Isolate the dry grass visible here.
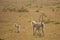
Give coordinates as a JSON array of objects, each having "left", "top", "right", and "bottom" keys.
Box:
[
  {"left": 0, "top": 0, "right": 60, "bottom": 40},
  {"left": 0, "top": 38, "right": 4, "bottom": 40}
]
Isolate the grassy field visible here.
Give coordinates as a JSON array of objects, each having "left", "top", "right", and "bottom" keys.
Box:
[{"left": 0, "top": 0, "right": 60, "bottom": 40}]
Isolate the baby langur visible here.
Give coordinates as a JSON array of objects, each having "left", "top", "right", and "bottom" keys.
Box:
[{"left": 14, "top": 23, "right": 21, "bottom": 33}]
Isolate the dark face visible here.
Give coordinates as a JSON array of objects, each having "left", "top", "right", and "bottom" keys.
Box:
[{"left": 32, "top": 21, "right": 36, "bottom": 25}]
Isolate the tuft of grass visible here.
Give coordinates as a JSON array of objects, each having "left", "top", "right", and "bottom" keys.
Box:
[
  {"left": 27, "top": 3, "right": 31, "bottom": 6},
  {"left": 3, "top": 7, "right": 16, "bottom": 12},
  {"left": 27, "top": 19, "right": 32, "bottom": 23},
  {"left": 52, "top": 8, "right": 55, "bottom": 12},
  {"left": 54, "top": 22, "right": 60, "bottom": 24},
  {"left": 56, "top": 6, "right": 60, "bottom": 8},
  {"left": 9, "top": 29, "right": 13, "bottom": 33},
  {"left": 18, "top": 7, "right": 29, "bottom": 12},
  {"left": 28, "top": 20, "right": 31, "bottom": 22},
  {"left": 7, "top": 7, "right": 17, "bottom": 12},
  {"left": 44, "top": 21, "right": 51, "bottom": 24},
  {"left": 40, "top": 6, "right": 43, "bottom": 8},
  {"left": 18, "top": 9, "right": 29, "bottom": 12},
  {"left": 44, "top": 20, "right": 56, "bottom": 24},
  {"left": 48, "top": 21, "right": 60, "bottom": 24},
  {"left": 35, "top": 10, "right": 39, "bottom": 12},
  {"left": 2, "top": 8, "right": 7, "bottom": 12}
]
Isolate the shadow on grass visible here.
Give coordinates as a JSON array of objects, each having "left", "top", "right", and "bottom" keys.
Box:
[
  {"left": 53, "top": 22, "right": 60, "bottom": 24},
  {"left": 0, "top": 38, "right": 4, "bottom": 40},
  {"left": 45, "top": 21, "right": 60, "bottom": 24}
]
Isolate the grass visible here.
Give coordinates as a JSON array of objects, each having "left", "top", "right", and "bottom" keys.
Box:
[
  {"left": 53, "top": 22, "right": 60, "bottom": 24},
  {"left": 2, "top": 8, "right": 7, "bottom": 12},
  {"left": 2, "top": 7, "right": 29, "bottom": 12},
  {"left": 40, "top": 6, "right": 43, "bottom": 8},
  {"left": 44, "top": 21, "right": 52, "bottom": 24},
  {"left": 28, "top": 19, "right": 31, "bottom": 22},
  {"left": 9, "top": 29, "right": 13, "bottom": 33},
  {"left": 44, "top": 20, "right": 60, "bottom": 24},
  {"left": 18, "top": 7, "right": 29, "bottom": 12},
  {"left": 0, "top": 38, "right": 4, "bottom": 40},
  {"left": 35, "top": 10, "right": 39, "bottom": 12},
  {"left": 56, "top": 6, "right": 60, "bottom": 8},
  {"left": 52, "top": 8, "right": 55, "bottom": 12},
  {"left": 18, "top": 9, "right": 29, "bottom": 12},
  {"left": 2, "top": 7, "right": 16, "bottom": 12},
  {"left": 8, "top": 8, "right": 16, "bottom": 12},
  {"left": 47, "top": 20, "right": 60, "bottom": 24}
]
